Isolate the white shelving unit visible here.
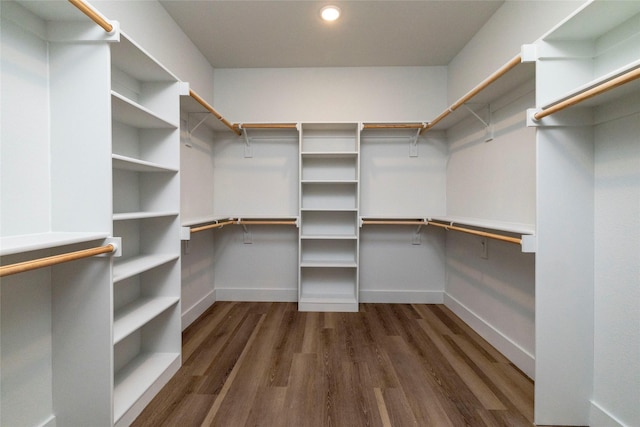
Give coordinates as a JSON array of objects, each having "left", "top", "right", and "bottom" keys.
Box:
[
  {"left": 299, "top": 124, "right": 360, "bottom": 312},
  {"left": 531, "top": 2, "right": 640, "bottom": 425},
  {"left": 1, "top": 2, "right": 116, "bottom": 426},
  {"left": 110, "top": 32, "right": 182, "bottom": 427}
]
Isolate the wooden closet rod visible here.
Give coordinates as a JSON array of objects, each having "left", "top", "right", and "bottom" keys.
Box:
[
  {"left": 190, "top": 220, "right": 236, "bottom": 233},
  {"left": 427, "top": 221, "right": 522, "bottom": 245},
  {"left": 0, "top": 244, "right": 116, "bottom": 278},
  {"left": 189, "top": 90, "right": 241, "bottom": 136},
  {"left": 533, "top": 67, "right": 640, "bottom": 120},
  {"left": 190, "top": 219, "right": 297, "bottom": 233},
  {"left": 362, "top": 123, "right": 426, "bottom": 130},
  {"left": 237, "top": 123, "right": 298, "bottom": 130},
  {"left": 236, "top": 220, "right": 297, "bottom": 225},
  {"left": 68, "top": 0, "right": 114, "bottom": 33},
  {"left": 362, "top": 219, "right": 426, "bottom": 225},
  {"left": 420, "top": 54, "right": 522, "bottom": 134}
]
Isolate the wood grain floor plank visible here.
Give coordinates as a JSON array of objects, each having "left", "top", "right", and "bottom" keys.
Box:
[
  {"left": 133, "top": 303, "right": 536, "bottom": 427},
  {"left": 417, "top": 317, "right": 506, "bottom": 411}
]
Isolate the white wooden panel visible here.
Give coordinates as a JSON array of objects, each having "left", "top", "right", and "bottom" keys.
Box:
[
  {"left": 592, "top": 108, "right": 640, "bottom": 427},
  {"left": 535, "top": 126, "right": 594, "bottom": 425}
]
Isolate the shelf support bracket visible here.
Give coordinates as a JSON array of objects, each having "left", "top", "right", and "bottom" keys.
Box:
[
  {"left": 412, "top": 224, "right": 423, "bottom": 245},
  {"left": 240, "top": 125, "right": 253, "bottom": 158},
  {"left": 463, "top": 104, "right": 494, "bottom": 142},
  {"left": 409, "top": 127, "right": 422, "bottom": 157},
  {"left": 187, "top": 112, "right": 211, "bottom": 138}
]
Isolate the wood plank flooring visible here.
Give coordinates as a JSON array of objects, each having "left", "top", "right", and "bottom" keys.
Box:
[{"left": 132, "top": 302, "right": 534, "bottom": 427}]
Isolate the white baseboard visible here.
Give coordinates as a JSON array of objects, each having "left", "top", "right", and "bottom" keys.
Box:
[
  {"left": 359, "top": 290, "right": 444, "bottom": 304},
  {"left": 182, "top": 289, "right": 217, "bottom": 330},
  {"left": 590, "top": 400, "right": 627, "bottom": 427},
  {"left": 215, "top": 287, "right": 297, "bottom": 302},
  {"left": 444, "top": 293, "right": 535, "bottom": 379}
]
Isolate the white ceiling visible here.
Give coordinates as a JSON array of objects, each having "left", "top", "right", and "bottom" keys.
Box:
[{"left": 159, "top": 0, "right": 505, "bottom": 69}]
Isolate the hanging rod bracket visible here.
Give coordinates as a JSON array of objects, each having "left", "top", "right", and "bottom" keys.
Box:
[
  {"left": 180, "top": 226, "right": 191, "bottom": 241},
  {"left": 101, "top": 237, "right": 121, "bottom": 257}
]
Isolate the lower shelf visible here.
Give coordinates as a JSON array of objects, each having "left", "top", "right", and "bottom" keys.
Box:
[
  {"left": 114, "top": 352, "right": 180, "bottom": 424},
  {"left": 113, "top": 297, "right": 180, "bottom": 344}
]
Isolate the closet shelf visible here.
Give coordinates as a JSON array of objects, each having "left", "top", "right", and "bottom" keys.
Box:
[
  {"left": 0, "top": 232, "right": 110, "bottom": 256},
  {"left": 111, "top": 32, "right": 178, "bottom": 82},
  {"left": 301, "top": 208, "right": 357, "bottom": 212},
  {"left": 301, "top": 180, "right": 358, "bottom": 184},
  {"left": 112, "top": 91, "right": 178, "bottom": 129},
  {"left": 299, "top": 294, "right": 357, "bottom": 305},
  {"left": 113, "top": 211, "right": 179, "bottom": 221},
  {"left": 113, "top": 352, "right": 180, "bottom": 423},
  {"left": 300, "top": 261, "right": 357, "bottom": 268},
  {"left": 300, "top": 234, "right": 358, "bottom": 240},
  {"left": 113, "top": 254, "right": 179, "bottom": 283},
  {"left": 537, "top": 63, "right": 640, "bottom": 114},
  {"left": 113, "top": 297, "right": 180, "bottom": 344},
  {"left": 301, "top": 151, "right": 358, "bottom": 158},
  {"left": 181, "top": 215, "right": 231, "bottom": 228},
  {"left": 428, "top": 216, "right": 535, "bottom": 235},
  {"left": 112, "top": 154, "right": 178, "bottom": 173}
]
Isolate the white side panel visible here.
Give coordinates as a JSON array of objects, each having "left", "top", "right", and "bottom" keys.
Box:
[
  {"left": 592, "top": 105, "right": 640, "bottom": 427},
  {"left": 535, "top": 125, "right": 594, "bottom": 425},
  {"left": 49, "top": 42, "right": 113, "bottom": 233},
  {"left": 181, "top": 231, "right": 216, "bottom": 329}
]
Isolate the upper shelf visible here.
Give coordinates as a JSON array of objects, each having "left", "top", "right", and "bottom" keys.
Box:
[
  {"left": 0, "top": 232, "right": 110, "bottom": 257},
  {"left": 111, "top": 32, "right": 177, "bottom": 83},
  {"left": 541, "top": 1, "right": 640, "bottom": 41}
]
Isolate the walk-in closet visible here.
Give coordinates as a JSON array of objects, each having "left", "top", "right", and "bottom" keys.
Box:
[{"left": 1, "top": 0, "right": 638, "bottom": 426}]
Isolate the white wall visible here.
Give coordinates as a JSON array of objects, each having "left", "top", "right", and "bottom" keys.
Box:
[
  {"left": 447, "top": 0, "right": 586, "bottom": 104},
  {"left": 213, "top": 66, "right": 447, "bottom": 123},
  {"left": 92, "top": 0, "right": 215, "bottom": 98},
  {"left": 443, "top": 84, "right": 537, "bottom": 378},
  {"left": 591, "top": 94, "right": 640, "bottom": 427}
]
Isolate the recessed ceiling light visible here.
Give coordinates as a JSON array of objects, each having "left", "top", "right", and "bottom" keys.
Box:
[{"left": 320, "top": 5, "right": 341, "bottom": 22}]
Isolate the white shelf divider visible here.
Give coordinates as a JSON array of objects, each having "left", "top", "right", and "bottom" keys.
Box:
[{"left": 113, "top": 253, "right": 179, "bottom": 283}]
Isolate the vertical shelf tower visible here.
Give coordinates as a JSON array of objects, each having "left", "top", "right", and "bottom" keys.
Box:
[
  {"left": 299, "top": 123, "right": 360, "bottom": 312},
  {"left": 110, "top": 33, "right": 182, "bottom": 426}
]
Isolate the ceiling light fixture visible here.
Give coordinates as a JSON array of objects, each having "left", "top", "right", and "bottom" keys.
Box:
[{"left": 320, "top": 5, "right": 341, "bottom": 22}]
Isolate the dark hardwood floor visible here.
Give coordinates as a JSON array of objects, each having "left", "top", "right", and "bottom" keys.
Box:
[{"left": 132, "top": 302, "right": 534, "bottom": 427}]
